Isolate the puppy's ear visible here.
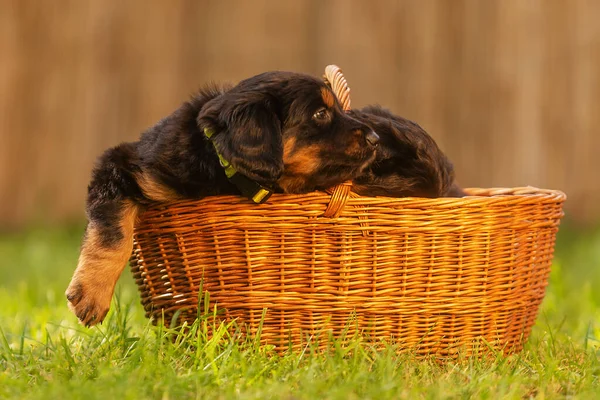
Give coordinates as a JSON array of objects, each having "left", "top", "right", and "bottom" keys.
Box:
[{"left": 198, "top": 92, "right": 283, "bottom": 186}]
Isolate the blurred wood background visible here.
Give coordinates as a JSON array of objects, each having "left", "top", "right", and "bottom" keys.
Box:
[{"left": 1, "top": 0, "right": 599, "bottom": 229}]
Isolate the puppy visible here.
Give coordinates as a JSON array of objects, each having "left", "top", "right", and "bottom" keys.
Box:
[
  {"left": 66, "top": 71, "right": 379, "bottom": 326},
  {"left": 350, "top": 105, "right": 465, "bottom": 198}
]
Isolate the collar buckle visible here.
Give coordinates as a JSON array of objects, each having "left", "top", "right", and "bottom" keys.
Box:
[{"left": 204, "top": 127, "right": 274, "bottom": 204}]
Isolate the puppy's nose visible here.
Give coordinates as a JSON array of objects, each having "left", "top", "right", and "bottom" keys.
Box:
[{"left": 366, "top": 131, "right": 380, "bottom": 146}]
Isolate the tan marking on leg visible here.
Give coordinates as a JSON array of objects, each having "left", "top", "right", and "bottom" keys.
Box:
[
  {"left": 320, "top": 87, "right": 336, "bottom": 108},
  {"left": 136, "top": 172, "right": 180, "bottom": 202},
  {"left": 66, "top": 201, "right": 139, "bottom": 326}
]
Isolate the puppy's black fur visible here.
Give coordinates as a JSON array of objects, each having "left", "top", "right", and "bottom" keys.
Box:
[
  {"left": 66, "top": 71, "right": 378, "bottom": 326},
  {"left": 350, "top": 105, "right": 465, "bottom": 198}
]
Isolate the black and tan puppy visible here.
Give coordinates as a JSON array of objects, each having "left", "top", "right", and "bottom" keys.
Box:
[
  {"left": 66, "top": 71, "right": 379, "bottom": 326},
  {"left": 350, "top": 105, "right": 465, "bottom": 198}
]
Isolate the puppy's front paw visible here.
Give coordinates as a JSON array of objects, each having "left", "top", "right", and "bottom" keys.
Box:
[{"left": 65, "top": 278, "right": 112, "bottom": 326}]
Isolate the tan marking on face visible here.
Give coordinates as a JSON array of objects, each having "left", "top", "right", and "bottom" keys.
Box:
[
  {"left": 343, "top": 129, "right": 371, "bottom": 158},
  {"left": 277, "top": 176, "right": 308, "bottom": 193},
  {"left": 283, "top": 136, "right": 297, "bottom": 159},
  {"left": 345, "top": 136, "right": 363, "bottom": 156},
  {"left": 66, "top": 201, "right": 139, "bottom": 325},
  {"left": 320, "top": 87, "right": 336, "bottom": 108},
  {"left": 278, "top": 144, "right": 323, "bottom": 193},
  {"left": 136, "top": 172, "right": 180, "bottom": 202},
  {"left": 283, "top": 144, "right": 322, "bottom": 175}
]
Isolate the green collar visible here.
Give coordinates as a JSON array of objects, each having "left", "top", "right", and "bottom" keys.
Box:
[{"left": 204, "top": 127, "right": 273, "bottom": 204}]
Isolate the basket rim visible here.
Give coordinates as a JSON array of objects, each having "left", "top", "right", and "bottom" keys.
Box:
[{"left": 141, "top": 186, "right": 566, "bottom": 212}]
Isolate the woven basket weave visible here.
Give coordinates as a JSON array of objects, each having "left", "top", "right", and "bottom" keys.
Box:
[{"left": 129, "top": 66, "right": 566, "bottom": 357}]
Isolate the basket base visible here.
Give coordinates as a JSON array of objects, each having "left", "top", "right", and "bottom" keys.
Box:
[{"left": 141, "top": 302, "right": 537, "bottom": 358}]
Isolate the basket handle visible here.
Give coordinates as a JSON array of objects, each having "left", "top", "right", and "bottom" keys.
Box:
[
  {"left": 322, "top": 65, "right": 354, "bottom": 218},
  {"left": 324, "top": 65, "right": 352, "bottom": 111}
]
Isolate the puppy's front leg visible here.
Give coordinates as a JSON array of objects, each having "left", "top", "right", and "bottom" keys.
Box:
[{"left": 66, "top": 144, "right": 141, "bottom": 326}]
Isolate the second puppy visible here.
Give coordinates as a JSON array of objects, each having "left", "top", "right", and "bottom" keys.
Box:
[{"left": 350, "top": 105, "right": 465, "bottom": 198}]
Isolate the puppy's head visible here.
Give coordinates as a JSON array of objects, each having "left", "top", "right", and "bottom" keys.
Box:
[
  {"left": 350, "top": 105, "right": 464, "bottom": 198},
  {"left": 198, "top": 72, "right": 378, "bottom": 193}
]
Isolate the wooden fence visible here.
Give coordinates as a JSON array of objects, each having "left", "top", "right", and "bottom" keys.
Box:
[{"left": 1, "top": 0, "right": 598, "bottom": 228}]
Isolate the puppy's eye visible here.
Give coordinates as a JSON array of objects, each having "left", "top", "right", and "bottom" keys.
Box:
[{"left": 313, "top": 108, "right": 329, "bottom": 121}]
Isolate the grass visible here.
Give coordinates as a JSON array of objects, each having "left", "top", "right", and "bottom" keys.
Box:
[{"left": 1, "top": 223, "right": 599, "bottom": 399}]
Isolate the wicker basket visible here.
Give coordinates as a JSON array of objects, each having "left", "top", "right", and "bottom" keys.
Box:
[{"left": 129, "top": 66, "right": 566, "bottom": 357}]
